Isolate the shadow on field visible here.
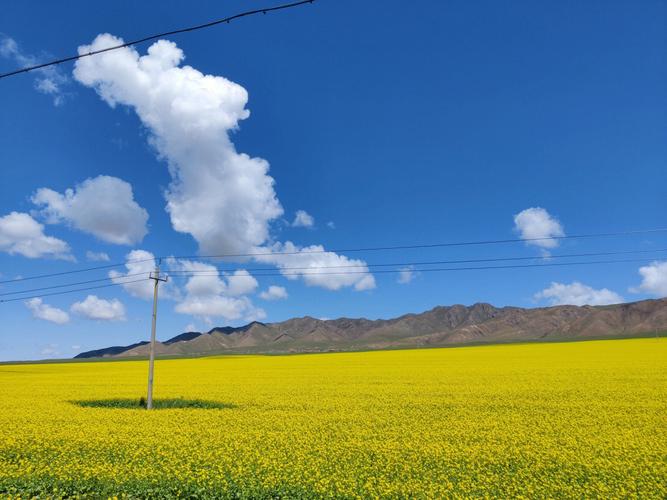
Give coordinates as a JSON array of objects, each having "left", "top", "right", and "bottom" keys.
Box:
[{"left": 70, "top": 397, "right": 236, "bottom": 410}]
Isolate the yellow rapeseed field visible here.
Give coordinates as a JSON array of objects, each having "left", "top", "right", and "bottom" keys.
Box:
[{"left": 1, "top": 338, "right": 665, "bottom": 498}]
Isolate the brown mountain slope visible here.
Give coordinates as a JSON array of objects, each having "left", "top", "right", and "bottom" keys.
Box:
[{"left": 75, "top": 298, "right": 667, "bottom": 359}]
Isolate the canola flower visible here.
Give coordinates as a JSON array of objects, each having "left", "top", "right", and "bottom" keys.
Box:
[{"left": 0, "top": 338, "right": 665, "bottom": 498}]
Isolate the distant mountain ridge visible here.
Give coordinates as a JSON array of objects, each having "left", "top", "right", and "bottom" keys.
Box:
[{"left": 75, "top": 298, "right": 667, "bottom": 359}]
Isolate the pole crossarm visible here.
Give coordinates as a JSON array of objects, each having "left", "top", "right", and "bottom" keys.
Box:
[{"left": 149, "top": 271, "right": 168, "bottom": 283}]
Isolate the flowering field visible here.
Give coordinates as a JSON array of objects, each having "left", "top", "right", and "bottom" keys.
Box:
[{"left": 1, "top": 338, "right": 665, "bottom": 498}]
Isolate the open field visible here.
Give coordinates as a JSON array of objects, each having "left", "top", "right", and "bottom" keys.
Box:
[{"left": 1, "top": 338, "right": 665, "bottom": 498}]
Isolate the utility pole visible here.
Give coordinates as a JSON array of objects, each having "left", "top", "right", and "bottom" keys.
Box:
[{"left": 147, "top": 260, "right": 167, "bottom": 410}]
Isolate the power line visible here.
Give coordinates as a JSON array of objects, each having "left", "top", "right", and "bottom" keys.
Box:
[
  {"left": 1, "top": 257, "right": 658, "bottom": 303},
  {"left": 174, "top": 228, "right": 667, "bottom": 260},
  {"left": 0, "top": 0, "right": 316, "bottom": 80},
  {"left": 0, "top": 278, "right": 148, "bottom": 303},
  {"left": 170, "top": 257, "right": 658, "bottom": 278},
  {"left": 166, "top": 248, "right": 667, "bottom": 274},
  {"left": 0, "top": 273, "right": 150, "bottom": 297},
  {"left": 2, "top": 227, "right": 667, "bottom": 285},
  {"left": 4, "top": 248, "right": 667, "bottom": 297},
  {"left": 0, "top": 258, "right": 155, "bottom": 285}
]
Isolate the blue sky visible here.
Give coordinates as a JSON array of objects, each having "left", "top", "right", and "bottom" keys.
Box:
[{"left": 1, "top": 0, "right": 665, "bottom": 361}]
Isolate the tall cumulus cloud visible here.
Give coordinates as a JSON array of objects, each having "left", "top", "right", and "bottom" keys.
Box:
[{"left": 73, "top": 34, "right": 374, "bottom": 292}]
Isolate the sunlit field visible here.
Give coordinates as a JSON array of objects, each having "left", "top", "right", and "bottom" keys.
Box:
[{"left": 1, "top": 338, "right": 665, "bottom": 498}]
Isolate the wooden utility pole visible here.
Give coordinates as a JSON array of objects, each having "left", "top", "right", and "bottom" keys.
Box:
[{"left": 147, "top": 261, "right": 167, "bottom": 410}]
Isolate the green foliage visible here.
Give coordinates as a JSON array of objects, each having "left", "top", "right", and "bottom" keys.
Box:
[{"left": 71, "top": 397, "right": 234, "bottom": 410}]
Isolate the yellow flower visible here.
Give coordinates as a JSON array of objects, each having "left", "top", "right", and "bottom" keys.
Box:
[{"left": 0, "top": 338, "right": 665, "bottom": 498}]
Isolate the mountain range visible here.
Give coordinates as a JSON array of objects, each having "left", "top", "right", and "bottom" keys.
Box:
[{"left": 75, "top": 298, "right": 667, "bottom": 359}]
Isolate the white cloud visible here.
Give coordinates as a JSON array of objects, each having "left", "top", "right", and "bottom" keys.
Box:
[
  {"left": 168, "top": 260, "right": 258, "bottom": 297},
  {"left": 86, "top": 251, "right": 110, "bottom": 262},
  {"left": 244, "top": 307, "right": 267, "bottom": 323},
  {"left": 40, "top": 344, "right": 60, "bottom": 357},
  {"left": 71, "top": 345, "right": 81, "bottom": 350},
  {"left": 631, "top": 261, "right": 667, "bottom": 297},
  {"left": 169, "top": 259, "right": 263, "bottom": 322},
  {"left": 32, "top": 175, "right": 148, "bottom": 245},
  {"left": 535, "top": 281, "right": 623, "bottom": 306},
  {"left": 175, "top": 260, "right": 225, "bottom": 297},
  {"left": 73, "top": 35, "right": 282, "bottom": 256},
  {"left": 176, "top": 295, "right": 263, "bottom": 323},
  {"left": 327, "top": 221, "right": 335, "bottom": 229},
  {"left": 259, "top": 285, "right": 288, "bottom": 301},
  {"left": 109, "top": 249, "right": 179, "bottom": 301},
  {"left": 255, "top": 242, "right": 376, "bottom": 291},
  {"left": 292, "top": 210, "right": 314, "bottom": 228},
  {"left": 73, "top": 34, "right": 374, "bottom": 293},
  {"left": 71, "top": 295, "right": 126, "bottom": 321},
  {"left": 513, "top": 207, "right": 564, "bottom": 250},
  {"left": 0, "top": 212, "right": 72, "bottom": 260},
  {"left": 225, "top": 269, "right": 258, "bottom": 296},
  {"left": 0, "top": 35, "right": 68, "bottom": 106},
  {"left": 397, "top": 266, "right": 417, "bottom": 284},
  {"left": 25, "top": 298, "right": 70, "bottom": 324}
]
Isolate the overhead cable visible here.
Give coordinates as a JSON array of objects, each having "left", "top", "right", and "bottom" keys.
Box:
[{"left": 0, "top": 0, "right": 316, "bottom": 79}]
